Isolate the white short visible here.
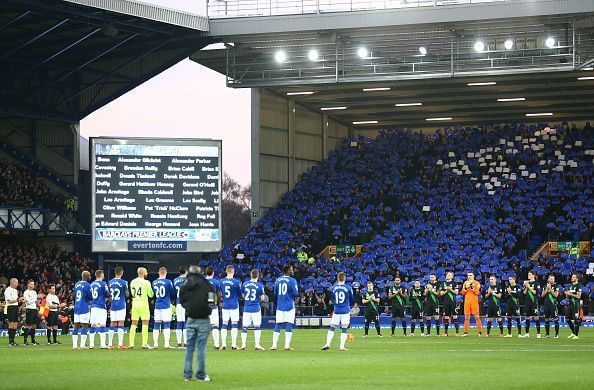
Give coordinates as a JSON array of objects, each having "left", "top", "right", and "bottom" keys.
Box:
[
  {"left": 90, "top": 308, "right": 107, "bottom": 325},
  {"left": 209, "top": 307, "right": 220, "bottom": 326},
  {"left": 154, "top": 307, "right": 172, "bottom": 322},
  {"left": 110, "top": 309, "right": 126, "bottom": 322},
  {"left": 74, "top": 312, "right": 90, "bottom": 324},
  {"left": 176, "top": 304, "right": 186, "bottom": 322},
  {"left": 222, "top": 308, "right": 240, "bottom": 323},
  {"left": 330, "top": 313, "right": 350, "bottom": 327},
  {"left": 242, "top": 311, "right": 262, "bottom": 328},
  {"left": 275, "top": 309, "right": 296, "bottom": 324}
]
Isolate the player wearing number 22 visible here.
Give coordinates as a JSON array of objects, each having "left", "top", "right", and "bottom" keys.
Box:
[
  {"left": 271, "top": 265, "right": 299, "bottom": 351},
  {"left": 108, "top": 267, "right": 129, "bottom": 349},
  {"left": 219, "top": 265, "right": 242, "bottom": 350},
  {"left": 152, "top": 267, "right": 176, "bottom": 349},
  {"left": 89, "top": 270, "right": 111, "bottom": 349},
  {"left": 321, "top": 272, "right": 354, "bottom": 351}
]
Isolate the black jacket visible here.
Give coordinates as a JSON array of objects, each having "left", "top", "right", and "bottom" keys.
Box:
[{"left": 180, "top": 272, "right": 214, "bottom": 319}]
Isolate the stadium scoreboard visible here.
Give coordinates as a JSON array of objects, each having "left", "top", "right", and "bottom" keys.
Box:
[{"left": 91, "top": 138, "right": 222, "bottom": 252}]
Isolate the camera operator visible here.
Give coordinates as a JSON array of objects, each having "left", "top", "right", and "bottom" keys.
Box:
[{"left": 180, "top": 265, "right": 216, "bottom": 382}]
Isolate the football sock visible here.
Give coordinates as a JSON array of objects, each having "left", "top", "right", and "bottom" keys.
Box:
[
  {"left": 326, "top": 326, "right": 335, "bottom": 346},
  {"left": 339, "top": 328, "right": 347, "bottom": 349},
  {"left": 129, "top": 324, "right": 136, "bottom": 347}
]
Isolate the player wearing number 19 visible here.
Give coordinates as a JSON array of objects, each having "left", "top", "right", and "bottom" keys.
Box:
[
  {"left": 108, "top": 267, "right": 129, "bottom": 349},
  {"left": 129, "top": 267, "right": 154, "bottom": 349},
  {"left": 152, "top": 267, "right": 176, "bottom": 349},
  {"left": 241, "top": 269, "right": 265, "bottom": 350},
  {"left": 321, "top": 272, "right": 354, "bottom": 351}
]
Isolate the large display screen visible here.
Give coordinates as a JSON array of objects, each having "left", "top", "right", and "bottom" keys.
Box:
[{"left": 91, "top": 138, "right": 222, "bottom": 252}]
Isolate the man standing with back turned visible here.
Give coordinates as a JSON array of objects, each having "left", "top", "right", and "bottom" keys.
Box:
[{"left": 180, "top": 265, "right": 216, "bottom": 382}]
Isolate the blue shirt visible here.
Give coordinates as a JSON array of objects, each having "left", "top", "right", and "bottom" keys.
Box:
[
  {"left": 206, "top": 277, "right": 220, "bottom": 295},
  {"left": 152, "top": 278, "right": 175, "bottom": 310},
  {"left": 74, "top": 281, "right": 91, "bottom": 315},
  {"left": 220, "top": 277, "right": 242, "bottom": 310},
  {"left": 173, "top": 276, "right": 187, "bottom": 305},
  {"left": 90, "top": 280, "right": 110, "bottom": 309},
  {"left": 242, "top": 280, "right": 264, "bottom": 313},
  {"left": 108, "top": 278, "right": 128, "bottom": 311},
  {"left": 274, "top": 275, "right": 299, "bottom": 311},
  {"left": 331, "top": 283, "right": 355, "bottom": 315}
]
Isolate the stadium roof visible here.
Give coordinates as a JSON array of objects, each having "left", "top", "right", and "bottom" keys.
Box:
[
  {"left": 193, "top": 0, "right": 594, "bottom": 128},
  {"left": 0, "top": 0, "right": 211, "bottom": 123}
]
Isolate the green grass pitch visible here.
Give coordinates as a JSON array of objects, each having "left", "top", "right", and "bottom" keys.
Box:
[{"left": 1, "top": 329, "right": 593, "bottom": 389}]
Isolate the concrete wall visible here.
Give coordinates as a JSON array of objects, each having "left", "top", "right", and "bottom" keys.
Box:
[{"left": 251, "top": 89, "right": 349, "bottom": 222}]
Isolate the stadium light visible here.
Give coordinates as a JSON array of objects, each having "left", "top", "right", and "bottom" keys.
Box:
[
  {"left": 497, "top": 98, "right": 525, "bottom": 102},
  {"left": 419, "top": 46, "right": 428, "bottom": 55},
  {"left": 286, "top": 91, "right": 315, "bottom": 96},
  {"left": 467, "top": 82, "right": 497, "bottom": 86},
  {"left": 474, "top": 41, "right": 485, "bottom": 52},
  {"left": 357, "top": 47, "right": 369, "bottom": 59},
  {"left": 363, "top": 87, "right": 390, "bottom": 92},
  {"left": 308, "top": 49, "right": 319, "bottom": 61},
  {"left": 526, "top": 113, "right": 553, "bottom": 117},
  {"left": 583, "top": 67, "right": 593, "bottom": 71},
  {"left": 395, "top": 102, "right": 423, "bottom": 107},
  {"left": 578, "top": 76, "right": 594, "bottom": 81},
  {"left": 320, "top": 106, "right": 347, "bottom": 111},
  {"left": 426, "top": 117, "right": 453, "bottom": 121},
  {"left": 353, "top": 120, "right": 378, "bottom": 125},
  {"left": 275, "top": 50, "right": 287, "bottom": 63},
  {"left": 545, "top": 37, "right": 556, "bottom": 48},
  {"left": 504, "top": 39, "right": 514, "bottom": 50}
]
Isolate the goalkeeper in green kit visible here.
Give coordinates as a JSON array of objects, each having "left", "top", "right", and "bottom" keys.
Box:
[{"left": 129, "top": 267, "right": 154, "bottom": 349}]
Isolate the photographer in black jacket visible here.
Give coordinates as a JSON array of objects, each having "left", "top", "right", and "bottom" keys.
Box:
[{"left": 180, "top": 265, "right": 216, "bottom": 382}]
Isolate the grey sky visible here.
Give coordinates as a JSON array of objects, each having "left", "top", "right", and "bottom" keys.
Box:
[{"left": 80, "top": 1, "right": 251, "bottom": 185}]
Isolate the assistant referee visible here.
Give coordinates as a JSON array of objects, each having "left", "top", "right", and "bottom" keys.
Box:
[{"left": 4, "top": 278, "right": 20, "bottom": 346}]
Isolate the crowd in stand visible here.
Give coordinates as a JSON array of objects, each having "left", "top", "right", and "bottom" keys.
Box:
[
  {"left": 0, "top": 244, "right": 92, "bottom": 328},
  {"left": 0, "top": 158, "right": 64, "bottom": 209},
  {"left": 202, "top": 122, "right": 594, "bottom": 313}
]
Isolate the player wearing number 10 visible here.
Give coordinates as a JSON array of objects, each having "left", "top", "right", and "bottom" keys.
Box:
[
  {"left": 129, "top": 267, "right": 154, "bottom": 349},
  {"left": 271, "top": 265, "right": 299, "bottom": 351},
  {"left": 152, "top": 267, "right": 176, "bottom": 349},
  {"left": 321, "top": 272, "right": 354, "bottom": 351}
]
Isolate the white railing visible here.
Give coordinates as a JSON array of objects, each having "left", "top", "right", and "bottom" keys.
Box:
[{"left": 208, "top": 0, "right": 511, "bottom": 18}]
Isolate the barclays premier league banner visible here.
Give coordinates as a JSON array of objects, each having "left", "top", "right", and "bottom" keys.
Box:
[{"left": 91, "top": 138, "right": 222, "bottom": 253}]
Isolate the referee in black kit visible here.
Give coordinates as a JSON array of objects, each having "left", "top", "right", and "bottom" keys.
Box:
[
  {"left": 23, "top": 280, "right": 39, "bottom": 345},
  {"left": 4, "top": 278, "right": 21, "bottom": 346}
]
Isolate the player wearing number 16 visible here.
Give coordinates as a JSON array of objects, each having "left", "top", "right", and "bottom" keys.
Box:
[
  {"left": 152, "top": 267, "right": 176, "bottom": 349},
  {"left": 321, "top": 272, "right": 354, "bottom": 351},
  {"left": 129, "top": 267, "right": 154, "bottom": 349},
  {"left": 89, "top": 270, "right": 111, "bottom": 349}
]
